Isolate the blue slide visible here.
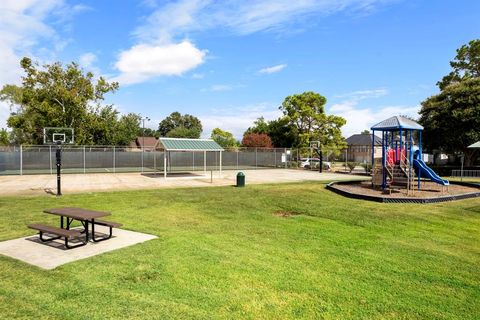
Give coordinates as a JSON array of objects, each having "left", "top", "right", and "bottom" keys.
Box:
[{"left": 413, "top": 159, "right": 449, "bottom": 186}]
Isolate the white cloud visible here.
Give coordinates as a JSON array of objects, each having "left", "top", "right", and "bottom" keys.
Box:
[
  {"left": 328, "top": 88, "right": 420, "bottom": 137},
  {"left": 113, "top": 41, "right": 207, "bottom": 85},
  {"left": 115, "top": 0, "right": 394, "bottom": 85},
  {"left": 0, "top": 0, "right": 71, "bottom": 128},
  {"left": 79, "top": 52, "right": 97, "bottom": 68},
  {"left": 134, "top": 0, "right": 394, "bottom": 39},
  {"left": 199, "top": 103, "right": 281, "bottom": 139},
  {"left": 210, "top": 84, "right": 232, "bottom": 92},
  {"left": 191, "top": 73, "right": 205, "bottom": 79},
  {"left": 259, "top": 64, "right": 287, "bottom": 74}
]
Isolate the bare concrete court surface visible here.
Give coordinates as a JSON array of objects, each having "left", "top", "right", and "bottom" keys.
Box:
[
  {"left": 0, "top": 169, "right": 368, "bottom": 196},
  {"left": 0, "top": 226, "right": 157, "bottom": 269}
]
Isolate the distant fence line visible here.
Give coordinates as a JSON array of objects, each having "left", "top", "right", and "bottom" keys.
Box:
[
  {"left": 0, "top": 145, "right": 292, "bottom": 175},
  {"left": 451, "top": 170, "right": 480, "bottom": 178}
]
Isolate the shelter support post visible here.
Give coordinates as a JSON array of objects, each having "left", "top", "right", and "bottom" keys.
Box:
[
  {"left": 204, "top": 151, "right": 206, "bottom": 175},
  {"left": 219, "top": 151, "right": 222, "bottom": 176},
  {"left": 382, "top": 131, "right": 386, "bottom": 189},
  {"left": 371, "top": 130, "right": 375, "bottom": 168},
  {"left": 164, "top": 151, "right": 167, "bottom": 179}
]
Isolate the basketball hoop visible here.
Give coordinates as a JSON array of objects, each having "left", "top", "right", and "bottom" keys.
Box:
[
  {"left": 310, "top": 141, "right": 320, "bottom": 150},
  {"left": 43, "top": 127, "right": 74, "bottom": 196},
  {"left": 43, "top": 127, "right": 75, "bottom": 145}
]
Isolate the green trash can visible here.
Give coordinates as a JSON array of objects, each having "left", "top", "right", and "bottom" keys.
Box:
[{"left": 236, "top": 172, "right": 245, "bottom": 187}]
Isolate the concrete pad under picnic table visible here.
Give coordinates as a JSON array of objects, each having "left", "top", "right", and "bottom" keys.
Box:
[{"left": 0, "top": 226, "right": 157, "bottom": 270}]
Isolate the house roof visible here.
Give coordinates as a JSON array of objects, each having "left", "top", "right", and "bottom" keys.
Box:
[
  {"left": 136, "top": 136, "right": 158, "bottom": 148},
  {"left": 468, "top": 141, "right": 480, "bottom": 148},
  {"left": 157, "top": 137, "right": 224, "bottom": 151},
  {"left": 346, "top": 134, "right": 382, "bottom": 146},
  {"left": 370, "top": 116, "right": 423, "bottom": 131}
]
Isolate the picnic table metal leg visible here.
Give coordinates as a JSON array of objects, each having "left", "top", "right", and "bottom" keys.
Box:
[
  {"left": 64, "top": 236, "right": 87, "bottom": 249},
  {"left": 91, "top": 219, "right": 113, "bottom": 242}
]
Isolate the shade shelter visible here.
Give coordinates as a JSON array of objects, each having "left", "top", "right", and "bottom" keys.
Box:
[
  {"left": 468, "top": 141, "right": 480, "bottom": 149},
  {"left": 155, "top": 138, "right": 224, "bottom": 179}
]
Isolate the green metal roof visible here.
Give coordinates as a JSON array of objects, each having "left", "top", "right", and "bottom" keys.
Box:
[
  {"left": 468, "top": 141, "right": 480, "bottom": 148},
  {"left": 158, "top": 138, "right": 224, "bottom": 151}
]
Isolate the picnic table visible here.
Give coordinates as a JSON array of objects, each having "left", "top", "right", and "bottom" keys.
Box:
[{"left": 28, "top": 207, "right": 122, "bottom": 249}]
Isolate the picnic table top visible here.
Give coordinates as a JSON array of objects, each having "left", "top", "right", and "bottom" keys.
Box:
[{"left": 43, "top": 207, "right": 111, "bottom": 220}]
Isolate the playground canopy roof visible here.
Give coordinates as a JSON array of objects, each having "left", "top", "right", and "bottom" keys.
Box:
[
  {"left": 156, "top": 137, "right": 224, "bottom": 152},
  {"left": 468, "top": 141, "right": 480, "bottom": 148},
  {"left": 370, "top": 116, "right": 424, "bottom": 131}
]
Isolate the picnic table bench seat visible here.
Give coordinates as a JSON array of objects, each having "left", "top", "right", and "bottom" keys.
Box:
[
  {"left": 28, "top": 224, "right": 86, "bottom": 249},
  {"left": 91, "top": 219, "right": 122, "bottom": 242},
  {"left": 93, "top": 220, "right": 122, "bottom": 228}
]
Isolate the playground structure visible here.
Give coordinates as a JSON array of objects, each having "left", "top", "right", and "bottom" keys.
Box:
[{"left": 370, "top": 116, "right": 449, "bottom": 194}]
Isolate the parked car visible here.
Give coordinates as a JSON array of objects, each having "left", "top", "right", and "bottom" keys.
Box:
[{"left": 300, "top": 158, "right": 331, "bottom": 170}]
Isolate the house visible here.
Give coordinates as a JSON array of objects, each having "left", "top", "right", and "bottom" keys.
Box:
[
  {"left": 345, "top": 133, "right": 382, "bottom": 163},
  {"left": 129, "top": 136, "right": 158, "bottom": 151}
]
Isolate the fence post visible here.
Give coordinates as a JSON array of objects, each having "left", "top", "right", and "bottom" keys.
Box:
[
  {"left": 83, "top": 146, "right": 86, "bottom": 174},
  {"left": 193, "top": 151, "right": 195, "bottom": 172},
  {"left": 141, "top": 146, "right": 144, "bottom": 173},
  {"left": 49, "top": 145, "right": 53, "bottom": 174},
  {"left": 20, "top": 145, "right": 23, "bottom": 175},
  {"left": 204, "top": 151, "right": 206, "bottom": 175},
  {"left": 285, "top": 148, "right": 288, "bottom": 169},
  {"left": 236, "top": 149, "right": 239, "bottom": 170},
  {"left": 274, "top": 149, "right": 276, "bottom": 168},
  {"left": 113, "top": 146, "right": 116, "bottom": 173},
  {"left": 255, "top": 148, "right": 257, "bottom": 169},
  {"left": 219, "top": 151, "right": 222, "bottom": 176}
]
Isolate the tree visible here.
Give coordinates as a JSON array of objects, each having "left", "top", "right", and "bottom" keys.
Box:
[
  {"left": 165, "top": 126, "right": 202, "bottom": 139},
  {"left": 419, "top": 78, "right": 480, "bottom": 166},
  {"left": 0, "top": 57, "right": 140, "bottom": 145},
  {"left": 267, "top": 117, "right": 298, "bottom": 147},
  {"left": 279, "top": 91, "right": 347, "bottom": 153},
  {"left": 242, "top": 133, "right": 273, "bottom": 148},
  {"left": 0, "top": 129, "right": 9, "bottom": 145},
  {"left": 211, "top": 128, "right": 238, "bottom": 148},
  {"left": 158, "top": 112, "right": 202, "bottom": 138},
  {"left": 437, "top": 39, "right": 480, "bottom": 90},
  {"left": 244, "top": 117, "right": 269, "bottom": 135},
  {"left": 361, "top": 130, "right": 370, "bottom": 134}
]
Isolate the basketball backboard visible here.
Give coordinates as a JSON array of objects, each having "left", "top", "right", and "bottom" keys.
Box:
[
  {"left": 309, "top": 141, "right": 320, "bottom": 150},
  {"left": 43, "top": 127, "right": 75, "bottom": 145}
]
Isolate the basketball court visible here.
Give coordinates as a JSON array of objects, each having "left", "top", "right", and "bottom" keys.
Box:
[{"left": 0, "top": 169, "right": 368, "bottom": 196}]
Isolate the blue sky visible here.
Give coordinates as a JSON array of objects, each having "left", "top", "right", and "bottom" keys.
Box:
[{"left": 1, "top": 0, "right": 479, "bottom": 139}]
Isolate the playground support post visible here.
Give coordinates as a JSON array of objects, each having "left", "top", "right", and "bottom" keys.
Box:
[
  {"left": 371, "top": 129, "right": 375, "bottom": 169},
  {"left": 382, "top": 131, "right": 386, "bottom": 189}
]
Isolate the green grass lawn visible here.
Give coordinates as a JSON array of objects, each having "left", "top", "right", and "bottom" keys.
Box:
[{"left": 0, "top": 182, "right": 479, "bottom": 319}]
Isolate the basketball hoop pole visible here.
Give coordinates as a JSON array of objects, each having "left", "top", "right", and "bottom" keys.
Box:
[
  {"left": 310, "top": 141, "right": 322, "bottom": 173},
  {"left": 56, "top": 141, "right": 62, "bottom": 196}
]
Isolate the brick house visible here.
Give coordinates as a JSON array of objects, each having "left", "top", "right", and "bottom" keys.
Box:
[
  {"left": 129, "top": 136, "right": 158, "bottom": 151},
  {"left": 345, "top": 133, "right": 382, "bottom": 163}
]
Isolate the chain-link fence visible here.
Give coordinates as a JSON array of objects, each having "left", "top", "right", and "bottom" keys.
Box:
[{"left": 0, "top": 146, "right": 292, "bottom": 175}]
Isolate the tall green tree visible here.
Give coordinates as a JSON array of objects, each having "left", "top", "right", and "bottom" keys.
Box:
[
  {"left": 0, "top": 129, "right": 9, "bottom": 145},
  {"left": 0, "top": 57, "right": 136, "bottom": 145},
  {"left": 419, "top": 39, "right": 480, "bottom": 166},
  {"left": 419, "top": 78, "right": 480, "bottom": 165},
  {"left": 279, "top": 91, "right": 347, "bottom": 153},
  {"left": 158, "top": 112, "right": 202, "bottom": 138},
  {"left": 244, "top": 117, "right": 269, "bottom": 135},
  {"left": 437, "top": 39, "right": 480, "bottom": 90},
  {"left": 211, "top": 128, "right": 238, "bottom": 148},
  {"left": 267, "top": 117, "right": 298, "bottom": 147}
]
